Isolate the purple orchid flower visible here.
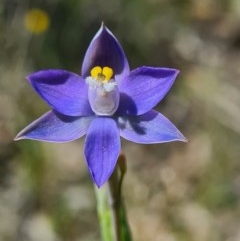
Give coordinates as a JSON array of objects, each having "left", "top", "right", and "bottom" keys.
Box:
[{"left": 15, "top": 24, "right": 187, "bottom": 187}]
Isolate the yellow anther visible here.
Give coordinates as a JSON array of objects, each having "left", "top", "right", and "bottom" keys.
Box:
[
  {"left": 102, "top": 67, "right": 113, "bottom": 81},
  {"left": 90, "top": 66, "right": 114, "bottom": 82},
  {"left": 90, "top": 66, "right": 102, "bottom": 80}
]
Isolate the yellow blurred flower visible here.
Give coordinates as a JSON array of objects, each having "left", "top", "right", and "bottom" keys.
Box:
[{"left": 24, "top": 8, "right": 50, "bottom": 34}]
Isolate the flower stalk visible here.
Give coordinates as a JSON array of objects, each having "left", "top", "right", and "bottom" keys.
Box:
[{"left": 95, "top": 153, "right": 132, "bottom": 241}]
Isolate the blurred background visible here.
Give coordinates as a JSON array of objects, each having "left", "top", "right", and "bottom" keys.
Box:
[{"left": 1, "top": 0, "right": 240, "bottom": 240}]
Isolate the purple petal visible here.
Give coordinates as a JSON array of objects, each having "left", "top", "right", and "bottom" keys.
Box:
[
  {"left": 117, "top": 67, "right": 179, "bottom": 115},
  {"left": 84, "top": 117, "right": 120, "bottom": 187},
  {"left": 28, "top": 69, "right": 93, "bottom": 116},
  {"left": 81, "top": 23, "right": 130, "bottom": 82},
  {"left": 119, "top": 110, "right": 187, "bottom": 143},
  {"left": 14, "top": 111, "right": 93, "bottom": 142}
]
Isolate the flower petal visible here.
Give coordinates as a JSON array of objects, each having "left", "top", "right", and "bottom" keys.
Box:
[
  {"left": 28, "top": 69, "right": 93, "bottom": 116},
  {"left": 117, "top": 67, "right": 179, "bottom": 115},
  {"left": 81, "top": 24, "right": 130, "bottom": 82},
  {"left": 84, "top": 117, "right": 120, "bottom": 187},
  {"left": 119, "top": 110, "right": 187, "bottom": 143},
  {"left": 14, "top": 111, "right": 93, "bottom": 142}
]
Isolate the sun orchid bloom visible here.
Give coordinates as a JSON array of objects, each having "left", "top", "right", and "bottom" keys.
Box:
[{"left": 15, "top": 23, "right": 187, "bottom": 187}]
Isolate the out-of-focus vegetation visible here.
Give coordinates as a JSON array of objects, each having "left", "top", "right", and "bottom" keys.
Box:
[{"left": 1, "top": 0, "right": 240, "bottom": 240}]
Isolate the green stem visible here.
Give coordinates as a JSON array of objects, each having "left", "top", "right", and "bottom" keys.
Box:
[
  {"left": 108, "top": 166, "right": 122, "bottom": 241},
  {"left": 95, "top": 153, "right": 132, "bottom": 241}
]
